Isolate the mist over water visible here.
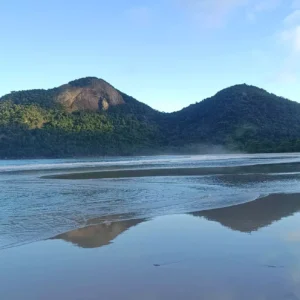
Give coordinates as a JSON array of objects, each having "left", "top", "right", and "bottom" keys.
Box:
[{"left": 1, "top": 153, "right": 300, "bottom": 250}]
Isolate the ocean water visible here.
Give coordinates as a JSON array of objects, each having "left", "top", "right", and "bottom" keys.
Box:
[{"left": 2, "top": 153, "right": 300, "bottom": 250}]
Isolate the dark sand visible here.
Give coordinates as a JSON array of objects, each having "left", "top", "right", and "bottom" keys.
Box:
[
  {"left": 2, "top": 193, "right": 300, "bottom": 300},
  {"left": 43, "top": 162, "right": 300, "bottom": 179}
]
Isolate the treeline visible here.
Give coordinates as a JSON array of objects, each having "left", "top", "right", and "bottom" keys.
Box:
[
  {"left": 1, "top": 80, "right": 300, "bottom": 158},
  {"left": 0, "top": 101, "right": 162, "bottom": 158}
]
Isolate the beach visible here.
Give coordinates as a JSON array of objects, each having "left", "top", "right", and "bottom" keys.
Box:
[
  {"left": 1, "top": 193, "right": 300, "bottom": 299},
  {"left": 1, "top": 154, "right": 300, "bottom": 299}
]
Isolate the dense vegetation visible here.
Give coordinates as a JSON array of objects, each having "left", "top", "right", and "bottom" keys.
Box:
[
  {"left": 0, "top": 101, "right": 162, "bottom": 158},
  {"left": 1, "top": 78, "right": 300, "bottom": 158},
  {"left": 164, "top": 84, "right": 300, "bottom": 153}
]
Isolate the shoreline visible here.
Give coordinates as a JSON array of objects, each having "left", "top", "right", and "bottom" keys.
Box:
[
  {"left": 2, "top": 192, "right": 299, "bottom": 251},
  {"left": 51, "top": 192, "right": 300, "bottom": 248},
  {"left": 2, "top": 197, "right": 300, "bottom": 299},
  {"left": 42, "top": 162, "right": 300, "bottom": 179}
]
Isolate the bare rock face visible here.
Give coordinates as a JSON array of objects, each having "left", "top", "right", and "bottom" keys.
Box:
[{"left": 56, "top": 77, "right": 125, "bottom": 111}]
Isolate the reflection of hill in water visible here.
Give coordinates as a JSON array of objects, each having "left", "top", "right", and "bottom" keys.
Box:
[
  {"left": 53, "top": 194, "right": 300, "bottom": 248},
  {"left": 52, "top": 218, "right": 143, "bottom": 248},
  {"left": 193, "top": 193, "right": 300, "bottom": 233}
]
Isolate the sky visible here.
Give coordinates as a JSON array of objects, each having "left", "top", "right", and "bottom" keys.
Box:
[{"left": 0, "top": 0, "right": 300, "bottom": 112}]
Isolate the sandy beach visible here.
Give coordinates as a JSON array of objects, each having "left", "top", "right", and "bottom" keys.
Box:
[
  {"left": 2, "top": 155, "right": 300, "bottom": 299},
  {"left": 1, "top": 193, "right": 300, "bottom": 300},
  {"left": 43, "top": 161, "right": 300, "bottom": 180}
]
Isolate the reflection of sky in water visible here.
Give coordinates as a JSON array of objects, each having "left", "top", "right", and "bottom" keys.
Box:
[
  {"left": 2, "top": 154, "right": 300, "bottom": 250},
  {"left": 1, "top": 208, "right": 300, "bottom": 300},
  {"left": 2, "top": 155, "right": 300, "bottom": 299}
]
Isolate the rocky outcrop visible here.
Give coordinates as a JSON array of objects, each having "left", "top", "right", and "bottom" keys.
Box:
[{"left": 56, "top": 77, "right": 125, "bottom": 111}]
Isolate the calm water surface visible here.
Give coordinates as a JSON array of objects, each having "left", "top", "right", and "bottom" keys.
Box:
[
  {"left": 1, "top": 154, "right": 300, "bottom": 299},
  {"left": 1, "top": 153, "right": 300, "bottom": 249},
  {"left": 1, "top": 195, "right": 300, "bottom": 300}
]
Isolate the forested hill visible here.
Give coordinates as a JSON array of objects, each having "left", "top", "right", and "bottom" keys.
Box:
[
  {"left": 165, "top": 84, "right": 300, "bottom": 153},
  {"left": 0, "top": 77, "right": 300, "bottom": 158}
]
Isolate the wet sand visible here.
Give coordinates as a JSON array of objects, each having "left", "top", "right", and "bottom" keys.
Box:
[
  {"left": 1, "top": 193, "right": 300, "bottom": 300},
  {"left": 43, "top": 162, "right": 300, "bottom": 179}
]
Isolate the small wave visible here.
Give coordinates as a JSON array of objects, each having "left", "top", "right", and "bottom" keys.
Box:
[{"left": 1, "top": 153, "right": 300, "bottom": 173}]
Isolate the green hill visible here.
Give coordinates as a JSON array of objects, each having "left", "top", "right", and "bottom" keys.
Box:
[
  {"left": 0, "top": 78, "right": 300, "bottom": 158},
  {"left": 165, "top": 84, "right": 300, "bottom": 153}
]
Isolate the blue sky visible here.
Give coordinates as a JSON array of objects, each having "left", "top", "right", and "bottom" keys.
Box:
[{"left": 1, "top": 0, "right": 300, "bottom": 112}]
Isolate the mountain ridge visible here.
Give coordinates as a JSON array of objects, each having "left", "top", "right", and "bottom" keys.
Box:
[
  {"left": 0, "top": 77, "right": 300, "bottom": 158},
  {"left": 3, "top": 78, "right": 279, "bottom": 113}
]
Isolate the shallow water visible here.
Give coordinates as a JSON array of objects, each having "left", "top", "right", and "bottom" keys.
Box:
[
  {"left": 2, "top": 153, "right": 300, "bottom": 250},
  {"left": 2, "top": 154, "right": 300, "bottom": 299},
  {"left": 1, "top": 196, "right": 300, "bottom": 300}
]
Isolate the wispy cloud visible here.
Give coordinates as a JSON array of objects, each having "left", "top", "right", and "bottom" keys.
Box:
[
  {"left": 280, "top": 25, "right": 300, "bottom": 53},
  {"left": 253, "top": 0, "right": 282, "bottom": 12},
  {"left": 248, "top": 0, "right": 282, "bottom": 21},
  {"left": 276, "top": 6, "right": 300, "bottom": 82},
  {"left": 178, "top": 0, "right": 247, "bottom": 28},
  {"left": 283, "top": 10, "right": 300, "bottom": 27},
  {"left": 178, "top": 0, "right": 283, "bottom": 27},
  {"left": 177, "top": 0, "right": 298, "bottom": 86},
  {"left": 125, "top": 6, "right": 152, "bottom": 26}
]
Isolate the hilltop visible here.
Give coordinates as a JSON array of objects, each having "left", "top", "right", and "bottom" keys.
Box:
[{"left": 0, "top": 77, "right": 300, "bottom": 158}]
